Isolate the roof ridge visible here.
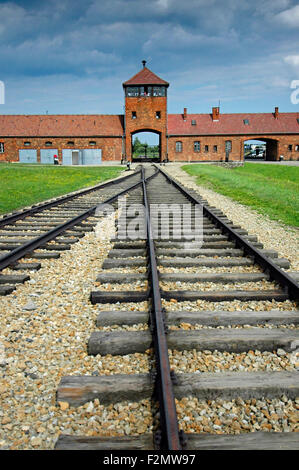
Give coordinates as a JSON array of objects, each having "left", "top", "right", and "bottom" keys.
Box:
[{"left": 123, "top": 66, "right": 169, "bottom": 87}]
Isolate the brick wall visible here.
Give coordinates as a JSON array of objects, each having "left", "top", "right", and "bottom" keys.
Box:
[
  {"left": 1, "top": 132, "right": 298, "bottom": 164},
  {"left": 168, "top": 134, "right": 299, "bottom": 161},
  {"left": 125, "top": 96, "right": 167, "bottom": 160},
  {"left": 0, "top": 136, "right": 123, "bottom": 163}
]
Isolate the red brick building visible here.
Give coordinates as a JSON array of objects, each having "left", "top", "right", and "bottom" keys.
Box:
[{"left": 0, "top": 62, "right": 298, "bottom": 163}]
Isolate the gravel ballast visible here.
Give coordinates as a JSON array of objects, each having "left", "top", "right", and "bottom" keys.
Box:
[{"left": 163, "top": 164, "right": 299, "bottom": 270}]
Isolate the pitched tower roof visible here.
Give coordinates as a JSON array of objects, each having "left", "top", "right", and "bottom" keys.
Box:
[{"left": 123, "top": 61, "right": 169, "bottom": 87}]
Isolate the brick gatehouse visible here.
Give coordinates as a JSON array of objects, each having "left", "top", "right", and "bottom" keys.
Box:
[{"left": 0, "top": 62, "right": 298, "bottom": 164}]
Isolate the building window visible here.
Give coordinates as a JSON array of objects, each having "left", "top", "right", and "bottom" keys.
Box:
[
  {"left": 156, "top": 111, "right": 161, "bottom": 119},
  {"left": 132, "top": 111, "right": 137, "bottom": 119},
  {"left": 126, "top": 85, "right": 166, "bottom": 97},
  {"left": 24, "top": 141, "right": 31, "bottom": 147},
  {"left": 296, "top": 145, "right": 299, "bottom": 151},
  {"left": 140, "top": 86, "right": 152, "bottom": 96},
  {"left": 194, "top": 141, "right": 200, "bottom": 152},
  {"left": 243, "top": 119, "right": 249, "bottom": 125},
  {"left": 0, "top": 143, "right": 4, "bottom": 153},
  {"left": 45, "top": 141, "right": 52, "bottom": 146},
  {"left": 67, "top": 141, "right": 75, "bottom": 146},
  {"left": 225, "top": 140, "right": 232, "bottom": 153},
  {"left": 205, "top": 145, "right": 209, "bottom": 152},
  {"left": 288, "top": 145, "right": 293, "bottom": 151},
  {"left": 153, "top": 86, "right": 166, "bottom": 97},
  {"left": 176, "top": 141, "right": 182, "bottom": 152},
  {"left": 126, "top": 87, "right": 139, "bottom": 97},
  {"left": 191, "top": 120, "right": 196, "bottom": 126},
  {"left": 89, "top": 141, "right": 96, "bottom": 146},
  {"left": 213, "top": 145, "right": 218, "bottom": 152}
]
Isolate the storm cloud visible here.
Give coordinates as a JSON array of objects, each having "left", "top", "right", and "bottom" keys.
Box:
[{"left": 0, "top": 0, "right": 298, "bottom": 114}]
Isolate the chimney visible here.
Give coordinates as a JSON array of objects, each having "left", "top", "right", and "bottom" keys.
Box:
[
  {"left": 212, "top": 106, "right": 220, "bottom": 121},
  {"left": 274, "top": 107, "right": 279, "bottom": 118},
  {"left": 183, "top": 108, "right": 187, "bottom": 121}
]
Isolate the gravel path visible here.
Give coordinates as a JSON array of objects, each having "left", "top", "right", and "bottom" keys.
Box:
[
  {"left": 175, "top": 396, "right": 299, "bottom": 434},
  {"left": 0, "top": 213, "right": 153, "bottom": 450},
  {"left": 163, "top": 164, "right": 299, "bottom": 270},
  {"left": 1, "top": 166, "right": 298, "bottom": 449}
]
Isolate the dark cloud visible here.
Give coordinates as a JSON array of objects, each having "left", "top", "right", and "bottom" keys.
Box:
[{"left": 0, "top": 0, "right": 298, "bottom": 113}]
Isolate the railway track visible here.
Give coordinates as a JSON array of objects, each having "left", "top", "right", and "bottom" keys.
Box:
[
  {"left": 0, "top": 168, "right": 149, "bottom": 294},
  {"left": 54, "top": 164, "right": 299, "bottom": 451}
]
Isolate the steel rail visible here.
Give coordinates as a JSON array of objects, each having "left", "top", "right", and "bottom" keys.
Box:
[
  {"left": 0, "top": 169, "right": 152, "bottom": 272},
  {"left": 0, "top": 168, "right": 142, "bottom": 228},
  {"left": 155, "top": 164, "right": 299, "bottom": 301},
  {"left": 141, "top": 167, "right": 181, "bottom": 450}
]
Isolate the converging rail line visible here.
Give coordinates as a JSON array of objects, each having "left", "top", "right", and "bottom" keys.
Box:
[
  {"left": 0, "top": 168, "right": 151, "bottom": 293},
  {"left": 55, "top": 164, "right": 299, "bottom": 451}
]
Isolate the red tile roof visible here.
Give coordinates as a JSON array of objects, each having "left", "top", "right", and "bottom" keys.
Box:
[
  {"left": 0, "top": 114, "right": 124, "bottom": 137},
  {"left": 123, "top": 67, "right": 169, "bottom": 87},
  {"left": 1, "top": 112, "right": 298, "bottom": 138},
  {"left": 168, "top": 112, "right": 299, "bottom": 135}
]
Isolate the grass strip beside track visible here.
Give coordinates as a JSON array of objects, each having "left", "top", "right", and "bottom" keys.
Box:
[
  {"left": 182, "top": 163, "right": 299, "bottom": 227},
  {"left": 0, "top": 164, "right": 125, "bottom": 214}
]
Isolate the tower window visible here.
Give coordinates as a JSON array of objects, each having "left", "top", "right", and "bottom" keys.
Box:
[
  {"left": 176, "top": 141, "right": 182, "bottom": 152},
  {"left": 132, "top": 111, "right": 137, "bottom": 119},
  {"left": 156, "top": 111, "right": 161, "bottom": 119},
  {"left": 194, "top": 141, "right": 200, "bottom": 152},
  {"left": 153, "top": 86, "right": 166, "bottom": 97},
  {"left": 126, "top": 87, "right": 139, "bottom": 97},
  {"left": 140, "top": 86, "right": 152, "bottom": 96},
  {"left": 0, "top": 143, "right": 4, "bottom": 153}
]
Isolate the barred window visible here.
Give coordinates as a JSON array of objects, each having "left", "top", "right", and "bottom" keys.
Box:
[
  {"left": 0, "top": 142, "right": 4, "bottom": 153},
  {"left": 194, "top": 141, "right": 200, "bottom": 152},
  {"left": 176, "top": 141, "right": 182, "bottom": 152}
]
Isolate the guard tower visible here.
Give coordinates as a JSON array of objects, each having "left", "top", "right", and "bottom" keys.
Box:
[{"left": 123, "top": 61, "right": 169, "bottom": 161}]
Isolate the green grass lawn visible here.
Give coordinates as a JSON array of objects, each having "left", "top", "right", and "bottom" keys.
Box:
[
  {"left": 0, "top": 164, "right": 125, "bottom": 214},
  {"left": 182, "top": 163, "right": 299, "bottom": 227}
]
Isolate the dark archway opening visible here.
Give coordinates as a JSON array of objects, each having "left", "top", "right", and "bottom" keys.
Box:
[
  {"left": 131, "top": 131, "right": 161, "bottom": 162},
  {"left": 244, "top": 138, "right": 278, "bottom": 161}
]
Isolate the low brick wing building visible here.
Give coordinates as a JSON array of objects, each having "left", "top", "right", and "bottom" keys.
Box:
[{"left": 0, "top": 62, "right": 298, "bottom": 163}]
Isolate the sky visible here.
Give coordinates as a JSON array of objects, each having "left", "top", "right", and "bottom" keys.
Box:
[{"left": 0, "top": 0, "right": 299, "bottom": 118}]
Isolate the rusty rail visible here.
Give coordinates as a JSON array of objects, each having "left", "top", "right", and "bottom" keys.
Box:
[{"left": 141, "top": 167, "right": 182, "bottom": 450}]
